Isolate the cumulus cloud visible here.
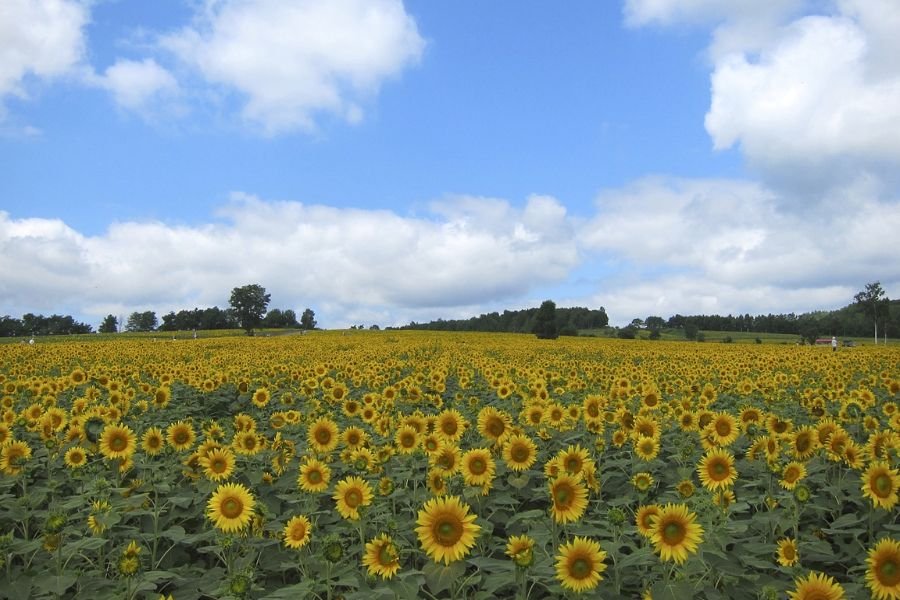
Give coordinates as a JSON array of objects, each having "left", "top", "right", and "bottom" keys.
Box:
[
  {"left": 94, "top": 58, "right": 180, "bottom": 115},
  {"left": 160, "top": 0, "right": 425, "bottom": 134},
  {"left": 0, "top": 0, "right": 88, "bottom": 109},
  {"left": 578, "top": 176, "right": 900, "bottom": 324},
  {"left": 626, "top": 0, "right": 900, "bottom": 190},
  {"left": 0, "top": 194, "right": 578, "bottom": 327}
]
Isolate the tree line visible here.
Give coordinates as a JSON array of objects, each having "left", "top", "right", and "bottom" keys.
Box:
[
  {"left": 2, "top": 284, "right": 316, "bottom": 337},
  {"left": 395, "top": 304, "right": 609, "bottom": 335}
]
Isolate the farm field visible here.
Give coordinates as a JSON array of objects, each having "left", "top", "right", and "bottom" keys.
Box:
[{"left": 0, "top": 332, "right": 898, "bottom": 599}]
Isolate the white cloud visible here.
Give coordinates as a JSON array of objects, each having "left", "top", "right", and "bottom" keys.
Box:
[
  {"left": 95, "top": 58, "right": 179, "bottom": 114},
  {"left": 0, "top": 194, "right": 578, "bottom": 327},
  {"left": 578, "top": 176, "right": 900, "bottom": 324},
  {"left": 627, "top": 0, "right": 900, "bottom": 189},
  {"left": 0, "top": 0, "right": 88, "bottom": 106},
  {"left": 161, "top": 0, "right": 424, "bottom": 134}
]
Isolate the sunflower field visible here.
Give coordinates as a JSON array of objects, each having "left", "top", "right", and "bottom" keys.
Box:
[{"left": 0, "top": 331, "right": 898, "bottom": 599}]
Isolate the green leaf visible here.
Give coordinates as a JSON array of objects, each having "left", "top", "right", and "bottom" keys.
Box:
[
  {"left": 651, "top": 580, "right": 697, "bottom": 600},
  {"left": 260, "top": 581, "right": 315, "bottom": 599},
  {"left": 423, "top": 560, "right": 466, "bottom": 596},
  {"left": 34, "top": 574, "right": 77, "bottom": 597}
]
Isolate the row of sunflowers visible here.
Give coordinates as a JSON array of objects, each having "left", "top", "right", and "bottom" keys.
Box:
[{"left": 0, "top": 331, "right": 898, "bottom": 599}]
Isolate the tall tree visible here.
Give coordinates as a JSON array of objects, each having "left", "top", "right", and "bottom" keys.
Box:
[
  {"left": 854, "top": 281, "right": 888, "bottom": 345},
  {"left": 230, "top": 284, "right": 271, "bottom": 335},
  {"left": 125, "top": 311, "right": 157, "bottom": 332},
  {"left": 532, "top": 300, "right": 559, "bottom": 339},
  {"left": 99, "top": 314, "right": 118, "bottom": 333},
  {"left": 300, "top": 308, "right": 317, "bottom": 330}
]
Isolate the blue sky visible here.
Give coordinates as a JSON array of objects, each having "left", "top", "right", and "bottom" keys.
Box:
[{"left": 2, "top": 0, "right": 899, "bottom": 329}]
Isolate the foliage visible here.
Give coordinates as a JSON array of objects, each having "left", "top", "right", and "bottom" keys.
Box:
[
  {"left": 125, "top": 311, "right": 158, "bottom": 332},
  {"left": 299, "top": 309, "right": 317, "bottom": 331},
  {"left": 159, "top": 307, "right": 238, "bottom": 332},
  {"left": 262, "top": 309, "right": 300, "bottom": 329},
  {"left": 399, "top": 304, "right": 608, "bottom": 334},
  {"left": 229, "top": 284, "right": 271, "bottom": 336},
  {"left": 98, "top": 315, "right": 118, "bottom": 334},
  {"left": 0, "top": 314, "right": 93, "bottom": 337},
  {"left": 855, "top": 281, "right": 890, "bottom": 343},
  {"left": 533, "top": 300, "right": 559, "bottom": 339}
]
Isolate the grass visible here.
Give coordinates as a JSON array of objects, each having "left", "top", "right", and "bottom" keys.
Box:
[{"left": 578, "top": 327, "right": 894, "bottom": 345}]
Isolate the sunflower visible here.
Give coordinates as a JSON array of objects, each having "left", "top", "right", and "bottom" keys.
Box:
[
  {"left": 791, "top": 426, "right": 819, "bottom": 460},
  {"left": 206, "top": 483, "right": 255, "bottom": 533},
  {"left": 435, "top": 409, "right": 467, "bottom": 443},
  {"left": 166, "top": 420, "right": 195, "bottom": 452},
  {"left": 676, "top": 479, "right": 695, "bottom": 498},
  {"left": 430, "top": 445, "right": 461, "bottom": 476},
  {"left": 460, "top": 448, "right": 495, "bottom": 488},
  {"left": 232, "top": 431, "right": 263, "bottom": 456},
  {"left": 632, "top": 472, "right": 654, "bottom": 492},
  {"left": 64, "top": 446, "right": 89, "bottom": 469},
  {"left": 99, "top": 423, "right": 136, "bottom": 461},
  {"left": 633, "top": 415, "right": 660, "bottom": 440},
  {"left": 200, "top": 447, "right": 236, "bottom": 482},
  {"left": 333, "top": 476, "right": 373, "bottom": 520},
  {"left": 251, "top": 388, "right": 270, "bottom": 408},
  {"left": 503, "top": 434, "right": 537, "bottom": 471},
  {"left": 705, "top": 412, "right": 739, "bottom": 446},
  {"left": 862, "top": 462, "right": 899, "bottom": 510},
  {"left": 867, "top": 537, "right": 900, "bottom": 600},
  {"left": 298, "top": 458, "right": 331, "bottom": 492},
  {"left": 477, "top": 406, "right": 511, "bottom": 443},
  {"left": 787, "top": 571, "right": 846, "bottom": 599},
  {"left": 415, "top": 495, "right": 481, "bottom": 565},
  {"left": 421, "top": 433, "right": 444, "bottom": 455},
  {"left": 635, "top": 504, "right": 661, "bottom": 538},
  {"left": 0, "top": 440, "right": 31, "bottom": 476},
  {"left": 362, "top": 533, "right": 401, "bottom": 579},
  {"left": 697, "top": 448, "right": 737, "bottom": 491},
  {"left": 342, "top": 426, "right": 368, "bottom": 450},
  {"left": 394, "top": 425, "right": 420, "bottom": 454},
  {"left": 780, "top": 461, "right": 807, "bottom": 490},
  {"left": 141, "top": 427, "right": 165, "bottom": 455},
  {"left": 649, "top": 503, "right": 704, "bottom": 564},
  {"left": 548, "top": 473, "right": 589, "bottom": 524},
  {"left": 282, "top": 515, "right": 312, "bottom": 549},
  {"left": 634, "top": 436, "right": 660, "bottom": 461},
  {"left": 777, "top": 538, "right": 799, "bottom": 567},
  {"left": 555, "top": 536, "right": 607, "bottom": 593},
  {"left": 308, "top": 417, "right": 340, "bottom": 453},
  {"left": 506, "top": 534, "right": 535, "bottom": 568},
  {"left": 557, "top": 444, "right": 591, "bottom": 476}
]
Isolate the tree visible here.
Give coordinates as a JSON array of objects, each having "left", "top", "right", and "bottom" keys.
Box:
[
  {"left": 684, "top": 322, "right": 699, "bottom": 341},
  {"left": 854, "top": 282, "right": 889, "bottom": 344},
  {"left": 99, "top": 314, "right": 118, "bottom": 333},
  {"left": 533, "top": 300, "right": 559, "bottom": 339},
  {"left": 125, "top": 311, "right": 157, "bottom": 332},
  {"left": 300, "top": 308, "right": 317, "bottom": 330},
  {"left": 230, "top": 284, "right": 271, "bottom": 335}
]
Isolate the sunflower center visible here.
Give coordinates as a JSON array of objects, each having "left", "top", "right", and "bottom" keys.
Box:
[
  {"left": 570, "top": 557, "right": 591, "bottom": 579},
  {"left": 291, "top": 523, "right": 306, "bottom": 540},
  {"left": 435, "top": 519, "right": 462, "bottom": 545},
  {"left": 587, "top": 406, "right": 600, "bottom": 417},
  {"left": 212, "top": 458, "right": 226, "bottom": 472},
  {"left": 782, "top": 545, "right": 795, "bottom": 559},
  {"left": 796, "top": 435, "right": 810, "bottom": 452},
  {"left": 470, "top": 458, "right": 486, "bottom": 475},
  {"left": 512, "top": 446, "right": 529, "bottom": 462},
  {"left": 554, "top": 485, "right": 572, "bottom": 507},
  {"left": 316, "top": 429, "right": 332, "bottom": 444},
  {"left": 712, "top": 461, "right": 727, "bottom": 477},
  {"left": 110, "top": 436, "right": 126, "bottom": 451},
  {"left": 874, "top": 474, "right": 893, "bottom": 497},
  {"left": 345, "top": 490, "right": 362, "bottom": 508},
  {"left": 663, "top": 522, "right": 685, "bottom": 545},
  {"left": 488, "top": 420, "right": 504, "bottom": 437},
  {"left": 402, "top": 434, "right": 415, "bottom": 447},
  {"left": 308, "top": 470, "right": 322, "bottom": 484},
  {"left": 378, "top": 543, "right": 396, "bottom": 565},
  {"left": 222, "top": 497, "right": 243, "bottom": 519},
  {"left": 879, "top": 559, "right": 899, "bottom": 585},
  {"left": 175, "top": 431, "right": 188, "bottom": 444},
  {"left": 715, "top": 421, "right": 730, "bottom": 436},
  {"left": 442, "top": 420, "right": 458, "bottom": 436},
  {"left": 566, "top": 458, "right": 581, "bottom": 472}
]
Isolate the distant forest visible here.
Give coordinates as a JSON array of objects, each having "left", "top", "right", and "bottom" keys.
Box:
[
  {"left": 394, "top": 306, "right": 609, "bottom": 336},
  {"left": 395, "top": 299, "right": 900, "bottom": 340}
]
